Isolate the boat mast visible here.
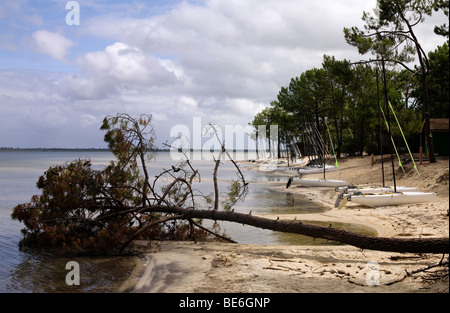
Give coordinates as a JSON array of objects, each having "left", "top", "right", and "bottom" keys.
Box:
[
  {"left": 381, "top": 57, "right": 397, "bottom": 193},
  {"left": 376, "top": 67, "right": 385, "bottom": 187}
]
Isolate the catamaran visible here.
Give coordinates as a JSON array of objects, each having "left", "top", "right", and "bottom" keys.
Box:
[
  {"left": 336, "top": 60, "right": 435, "bottom": 208},
  {"left": 339, "top": 191, "right": 436, "bottom": 208},
  {"left": 336, "top": 185, "right": 419, "bottom": 195},
  {"left": 279, "top": 164, "right": 338, "bottom": 175},
  {"left": 291, "top": 178, "right": 348, "bottom": 188}
]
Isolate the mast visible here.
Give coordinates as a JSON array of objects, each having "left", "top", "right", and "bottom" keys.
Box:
[
  {"left": 284, "top": 112, "right": 289, "bottom": 166},
  {"left": 381, "top": 57, "right": 397, "bottom": 193},
  {"left": 376, "top": 67, "right": 385, "bottom": 187}
]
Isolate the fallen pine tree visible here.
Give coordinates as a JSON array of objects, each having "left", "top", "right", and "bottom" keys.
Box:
[{"left": 119, "top": 205, "right": 449, "bottom": 254}]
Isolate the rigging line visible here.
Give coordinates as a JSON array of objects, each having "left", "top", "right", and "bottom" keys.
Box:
[
  {"left": 286, "top": 132, "right": 302, "bottom": 158},
  {"left": 419, "top": 120, "right": 426, "bottom": 134},
  {"left": 324, "top": 117, "right": 339, "bottom": 168},
  {"left": 311, "top": 121, "right": 329, "bottom": 163},
  {"left": 302, "top": 131, "right": 313, "bottom": 164},
  {"left": 347, "top": 127, "right": 354, "bottom": 139},
  {"left": 380, "top": 106, "right": 405, "bottom": 173},
  {"left": 306, "top": 114, "right": 328, "bottom": 161},
  {"left": 304, "top": 124, "right": 319, "bottom": 161},
  {"left": 301, "top": 116, "right": 318, "bottom": 162},
  {"left": 307, "top": 123, "right": 321, "bottom": 161},
  {"left": 315, "top": 123, "right": 329, "bottom": 158},
  {"left": 298, "top": 112, "right": 312, "bottom": 163},
  {"left": 388, "top": 101, "right": 420, "bottom": 176}
]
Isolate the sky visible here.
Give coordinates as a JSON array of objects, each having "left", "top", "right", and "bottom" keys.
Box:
[{"left": 0, "top": 0, "right": 447, "bottom": 149}]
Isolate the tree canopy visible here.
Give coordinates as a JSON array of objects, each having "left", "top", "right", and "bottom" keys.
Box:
[
  {"left": 250, "top": 0, "right": 449, "bottom": 160},
  {"left": 250, "top": 54, "right": 433, "bottom": 159}
]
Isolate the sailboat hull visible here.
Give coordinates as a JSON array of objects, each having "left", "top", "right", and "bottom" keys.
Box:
[
  {"left": 348, "top": 192, "right": 436, "bottom": 208},
  {"left": 297, "top": 179, "right": 348, "bottom": 187},
  {"left": 338, "top": 186, "right": 419, "bottom": 194},
  {"left": 296, "top": 165, "right": 338, "bottom": 174},
  {"left": 276, "top": 165, "right": 338, "bottom": 176}
]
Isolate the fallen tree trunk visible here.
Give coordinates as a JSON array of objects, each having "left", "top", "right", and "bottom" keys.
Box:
[{"left": 131, "top": 205, "right": 449, "bottom": 254}]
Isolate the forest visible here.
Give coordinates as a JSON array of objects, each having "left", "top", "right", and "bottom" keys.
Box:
[{"left": 250, "top": 0, "right": 449, "bottom": 162}]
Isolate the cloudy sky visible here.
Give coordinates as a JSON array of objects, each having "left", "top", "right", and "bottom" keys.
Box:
[{"left": 0, "top": 0, "right": 447, "bottom": 148}]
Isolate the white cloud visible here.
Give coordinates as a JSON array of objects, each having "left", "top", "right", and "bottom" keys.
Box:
[
  {"left": 174, "top": 96, "right": 198, "bottom": 114},
  {"left": 1, "top": 0, "right": 447, "bottom": 148},
  {"left": 32, "top": 30, "right": 74, "bottom": 61},
  {"left": 80, "top": 114, "right": 99, "bottom": 127},
  {"left": 78, "top": 0, "right": 378, "bottom": 105},
  {"left": 62, "top": 42, "right": 181, "bottom": 100},
  {"left": 225, "top": 98, "right": 266, "bottom": 117}
]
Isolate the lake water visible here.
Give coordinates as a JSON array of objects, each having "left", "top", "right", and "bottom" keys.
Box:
[{"left": 0, "top": 150, "right": 366, "bottom": 292}]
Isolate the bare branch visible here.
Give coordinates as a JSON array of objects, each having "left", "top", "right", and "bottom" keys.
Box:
[{"left": 119, "top": 214, "right": 184, "bottom": 253}]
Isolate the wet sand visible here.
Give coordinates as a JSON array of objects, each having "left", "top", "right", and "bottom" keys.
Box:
[{"left": 122, "top": 156, "right": 449, "bottom": 293}]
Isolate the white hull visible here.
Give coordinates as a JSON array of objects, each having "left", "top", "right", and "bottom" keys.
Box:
[
  {"left": 338, "top": 186, "right": 419, "bottom": 195},
  {"left": 296, "top": 165, "right": 338, "bottom": 174},
  {"left": 348, "top": 192, "right": 436, "bottom": 208},
  {"left": 297, "top": 179, "right": 348, "bottom": 187},
  {"left": 273, "top": 165, "right": 338, "bottom": 176}
]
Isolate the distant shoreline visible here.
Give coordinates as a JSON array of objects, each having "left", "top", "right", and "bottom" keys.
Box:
[
  {"left": 0, "top": 147, "right": 110, "bottom": 152},
  {"left": 0, "top": 147, "right": 166, "bottom": 152},
  {"left": 0, "top": 148, "right": 264, "bottom": 153}
]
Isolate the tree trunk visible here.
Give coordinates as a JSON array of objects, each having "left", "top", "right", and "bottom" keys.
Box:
[
  {"left": 421, "top": 74, "right": 437, "bottom": 163},
  {"left": 135, "top": 205, "right": 449, "bottom": 254},
  {"left": 213, "top": 158, "right": 221, "bottom": 211},
  {"left": 401, "top": 12, "right": 436, "bottom": 163}
]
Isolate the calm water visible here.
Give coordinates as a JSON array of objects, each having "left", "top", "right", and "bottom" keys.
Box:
[{"left": 0, "top": 150, "right": 368, "bottom": 292}]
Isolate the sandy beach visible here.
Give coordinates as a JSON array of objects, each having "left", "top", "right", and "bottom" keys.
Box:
[{"left": 122, "top": 156, "right": 449, "bottom": 293}]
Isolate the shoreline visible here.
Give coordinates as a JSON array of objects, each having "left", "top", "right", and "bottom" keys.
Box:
[
  {"left": 259, "top": 155, "right": 449, "bottom": 239},
  {"left": 124, "top": 241, "right": 448, "bottom": 293},
  {"left": 124, "top": 156, "right": 449, "bottom": 293}
]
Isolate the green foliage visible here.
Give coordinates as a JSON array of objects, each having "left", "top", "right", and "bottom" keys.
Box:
[
  {"left": 433, "top": 0, "right": 449, "bottom": 37},
  {"left": 222, "top": 180, "right": 247, "bottom": 211},
  {"left": 344, "top": 0, "right": 435, "bottom": 65},
  {"left": 101, "top": 113, "right": 156, "bottom": 207},
  {"left": 413, "top": 42, "right": 450, "bottom": 117},
  {"left": 251, "top": 0, "right": 447, "bottom": 157},
  {"left": 343, "top": 0, "right": 445, "bottom": 162},
  {"left": 250, "top": 54, "right": 429, "bottom": 156},
  {"left": 11, "top": 158, "right": 140, "bottom": 255}
]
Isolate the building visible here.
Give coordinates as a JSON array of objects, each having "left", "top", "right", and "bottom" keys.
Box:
[{"left": 429, "top": 118, "right": 449, "bottom": 156}]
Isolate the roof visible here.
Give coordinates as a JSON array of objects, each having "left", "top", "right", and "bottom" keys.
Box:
[{"left": 430, "top": 118, "right": 449, "bottom": 132}]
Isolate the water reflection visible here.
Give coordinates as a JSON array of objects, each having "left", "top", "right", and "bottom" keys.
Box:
[
  {"left": 234, "top": 187, "right": 326, "bottom": 215},
  {"left": 7, "top": 248, "right": 142, "bottom": 292}
]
